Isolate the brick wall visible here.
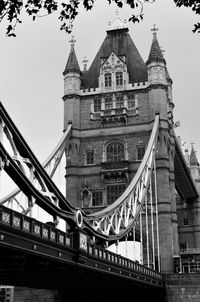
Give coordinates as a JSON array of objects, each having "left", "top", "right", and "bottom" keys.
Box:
[
  {"left": 14, "top": 287, "right": 61, "bottom": 302},
  {"left": 165, "top": 273, "right": 200, "bottom": 302}
]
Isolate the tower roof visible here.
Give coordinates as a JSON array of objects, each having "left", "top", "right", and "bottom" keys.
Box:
[
  {"left": 146, "top": 25, "right": 166, "bottom": 65},
  {"left": 63, "top": 37, "right": 80, "bottom": 75},
  {"left": 190, "top": 145, "right": 199, "bottom": 166},
  {"left": 81, "top": 26, "right": 147, "bottom": 88}
]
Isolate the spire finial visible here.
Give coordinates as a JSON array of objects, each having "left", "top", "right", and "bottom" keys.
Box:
[
  {"left": 82, "top": 56, "right": 88, "bottom": 71},
  {"left": 151, "top": 24, "right": 158, "bottom": 37},
  {"left": 69, "top": 35, "right": 76, "bottom": 48}
]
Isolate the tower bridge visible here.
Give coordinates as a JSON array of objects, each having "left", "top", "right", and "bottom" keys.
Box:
[{"left": 0, "top": 15, "right": 200, "bottom": 302}]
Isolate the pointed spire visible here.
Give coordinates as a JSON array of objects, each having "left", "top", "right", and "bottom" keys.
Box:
[
  {"left": 146, "top": 24, "right": 166, "bottom": 65},
  {"left": 190, "top": 144, "right": 199, "bottom": 166},
  {"left": 63, "top": 36, "right": 80, "bottom": 75}
]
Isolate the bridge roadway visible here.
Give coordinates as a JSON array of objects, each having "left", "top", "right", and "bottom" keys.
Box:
[{"left": 0, "top": 205, "right": 165, "bottom": 300}]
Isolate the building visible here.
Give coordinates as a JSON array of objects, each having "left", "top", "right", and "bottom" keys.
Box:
[{"left": 62, "top": 15, "right": 178, "bottom": 272}]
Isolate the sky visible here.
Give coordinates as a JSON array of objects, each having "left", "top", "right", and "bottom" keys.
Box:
[{"left": 0, "top": 0, "right": 200, "bottom": 190}]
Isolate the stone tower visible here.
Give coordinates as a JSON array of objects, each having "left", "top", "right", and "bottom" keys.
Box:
[{"left": 62, "top": 18, "right": 178, "bottom": 272}]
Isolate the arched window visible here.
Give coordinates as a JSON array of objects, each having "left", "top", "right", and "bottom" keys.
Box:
[
  {"left": 106, "top": 141, "right": 125, "bottom": 162},
  {"left": 105, "top": 73, "right": 112, "bottom": 87},
  {"left": 116, "top": 72, "right": 123, "bottom": 86}
]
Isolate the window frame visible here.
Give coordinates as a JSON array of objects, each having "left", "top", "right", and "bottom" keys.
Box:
[
  {"left": 105, "top": 73, "right": 112, "bottom": 87},
  {"left": 116, "top": 96, "right": 124, "bottom": 109},
  {"left": 106, "top": 141, "right": 125, "bottom": 162},
  {"left": 128, "top": 96, "right": 136, "bottom": 109},
  {"left": 116, "top": 71, "right": 123, "bottom": 86},
  {"left": 93, "top": 98, "right": 101, "bottom": 112},
  {"left": 105, "top": 97, "right": 113, "bottom": 110},
  {"left": 86, "top": 149, "right": 95, "bottom": 165},
  {"left": 92, "top": 191, "right": 103, "bottom": 207}
]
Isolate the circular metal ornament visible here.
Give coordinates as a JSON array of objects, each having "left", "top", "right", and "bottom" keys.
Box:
[{"left": 75, "top": 210, "right": 83, "bottom": 228}]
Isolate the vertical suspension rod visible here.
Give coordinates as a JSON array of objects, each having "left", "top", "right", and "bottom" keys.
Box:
[
  {"left": 154, "top": 158, "right": 160, "bottom": 272},
  {"left": 133, "top": 225, "right": 136, "bottom": 261},
  {"left": 145, "top": 194, "right": 150, "bottom": 267},
  {"left": 150, "top": 176, "right": 155, "bottom": 270},
  {"left": 140, "top": 211, "right": 143, "bottom": 265}
]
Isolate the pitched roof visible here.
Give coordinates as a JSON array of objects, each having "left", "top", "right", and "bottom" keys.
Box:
[
  {"left": 81, "top": 27, "right": 147, "bottom": 89},
  {"left": 190, "top": 145, "right": 199, "bottom": 166},
  {"left": 63, "top": 45, "right": 80, "bottom": 75},
  {"left": 146, "top": 33, "right": 166, "bottom": 65}
]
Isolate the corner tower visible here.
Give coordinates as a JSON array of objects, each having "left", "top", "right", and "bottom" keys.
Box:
[
  {"left": 146, "top": 25, "right": 179, "bottom": 272},
  {"left": 63, "top": 36, "right": 81, "bottom": 130}
]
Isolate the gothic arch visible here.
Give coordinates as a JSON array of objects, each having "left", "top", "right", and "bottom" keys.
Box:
[{"left": 106, "top": 140, "right": 125, "bottom": 162}]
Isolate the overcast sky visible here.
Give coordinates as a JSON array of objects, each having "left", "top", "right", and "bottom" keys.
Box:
[{"left": 0, "top": 0, "right": 200, "bottom": 175}]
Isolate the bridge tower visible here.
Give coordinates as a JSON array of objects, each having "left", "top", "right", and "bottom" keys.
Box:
[{"left": 62, "top": 17, "right": 178, "bottom": 272}]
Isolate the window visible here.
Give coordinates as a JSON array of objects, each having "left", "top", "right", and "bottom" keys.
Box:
[
  {"left": 107, "top": 141, "right": 125, "bottom": 162},
  {"left": 184, "top": 218, "right": 189, "bottom": 225},
  {"left": 137, "top": 145, "right": 145, "bottom": 161},
  {"left": 105, "top": 97, "right": 113, "bottom": 110},
  {"left": 116, "top": 96, "right": 124, "bottom": 108},
  {"left": 92, "top": 191, "right": 103, "bottom": 206},
  {"left": 116, "top": 72, "right": 123, "bottom": 86},
  {"left": 105, "top": 73, "right": 112, "bottom": 87},
  {"left": 107, "top": 184, "right": 126, "bottom": 205},
  {"left": 86, "top": 150, "right": 94, "bottom": 165},
  {"left": 94, "top": 98, "right": 101, "bottom": 112},
  {"left": 128, "top": 96, "right": 136, "bottom": 109}
]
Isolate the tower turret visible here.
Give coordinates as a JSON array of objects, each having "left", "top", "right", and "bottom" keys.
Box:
[
  {"left": 147, "top": 25, "right": 170, "bottom": 121},
  {"left": 63, "top": 37, "right": 81, "bottom": 130}
]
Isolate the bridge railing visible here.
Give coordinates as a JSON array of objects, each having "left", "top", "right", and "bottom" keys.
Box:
[{"left": 86, "top": 242, "right": 163, "bottom": 281}]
